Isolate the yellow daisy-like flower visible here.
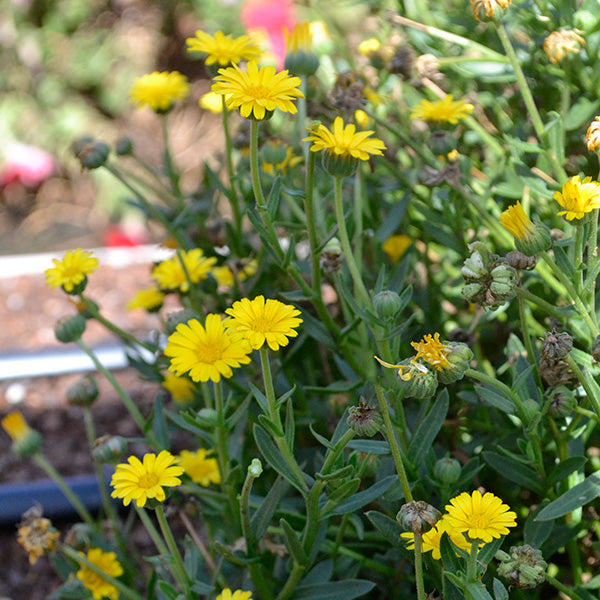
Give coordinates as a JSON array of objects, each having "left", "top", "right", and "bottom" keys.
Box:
[
  {"left": 263, "top": 146, "right": 302, "bottom": 175},
  {"left": 285, "top": 21, "right": 313, "bottom": 54},
  {"left": 17, "top": 516, "right": 60, "bottom": 565},
  {"left": 2, "top": 411, "right": 32, "bottom": 442},
  {"left": 178, "top": 448, "right": 221, "bottom": 486},
  {"left": 76, "top": 548, "right": 123, "bottom": 600},
  {"left": 586, "top": 117, "right": 600, "bottom": 151},
  {"left": 162, "top": 371, "right": 196, "bottom": 404},
  {"left": 211, "top": 61, "right": 304, "bottom": 120},
  {"left": 444, "top": 490, "right": 517, "bottom": 543},
  {"left": 200, "top": 91, "right": 224, "bottom": 113},
  {"left": 216, "top": 590, "right": 253, "bottom": 600},
  {"left": 225, "top": 295, "right": 302, "bottom": 351},
  {"left": 401, "top": 516, "right": 472, "bottom": 560},
  {"left": 130, "top": 71, "right": 190, "bottom": 112},
  {"left": 410, "top": 95, "right": 474, "bottom": 125},
  {"left": 554, "top": 175, "right": 600, "bottom": 220},
  {"left": 45, "top": 248, "right": 98, "bottom": 293},
  {"left": 212, "top": 259, "right": 258, "bottom": 288},
  {"left": 411, "top": 333, "right": 452, "bottom": 371},
  {"left": 110, "top": 450, "right": 184, "bottom": 507},
  {"left": 152, "top": 249, "right": 217, "bottom": 293},
  {"left": 498, "top": 201, "right": 535, "bottom": 241},
  {"left": 358, "top": 38, "right": 381, "bottom": 57},
  {"left": 126, "top": 285, "right": 165, "bottom": 312},
  {"left": 304, "top": 116, "right": 386, "bottom": 161},
  {"left": 186, "top": 30, "right": 262, "bottom": 67},
  {"left": 543, "top": 30, "right": 585, "bottom": 64},
  {"left": 165, "top": 314, "right": 252, "bottom": 383},
  {"left": 382, "top": 234, "right": 412, "bottom": 262}
]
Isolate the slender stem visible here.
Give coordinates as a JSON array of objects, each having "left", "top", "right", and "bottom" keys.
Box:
[
  {"left": 353, "top": 168, "right": 363, "bottom": 276},
  {"left": 463, "top": 115, "right": 505, "bottom": 157},
  {"left": 466, "top": 538, "right": 480, "bottom": 582},
  {"left": 517, "top": 285, "right": 542, "bottom": 389},
  {"left": 275, "top": 562, "right": 305, "bottom": 600},
  {"left": 545, "top": 574, "right": 585, "bottom": 600},
  {"left": 250, "top": 119, "right": 267, "bottom": 209},
  {"left": 161, "top": 114, "right": 183, "bottom": 207},
  {"left": 34, "top": 453, "right": 95, "bottom": 526},
  {"left": 574, "top": 219, "right": 586, "bottom": 293},
  {"left": 413, "top": 533, "right": 426, "bottom": 600},
  {"left": 587, "top": 209, "right": 599, "bottom": 307},
  {"left": 221, "top": 96, "right": 242, "bottom": 234},
  {"left": 297, "top": 78, "right": 308, "bottom": 159},
  {"left": 136, "top": 506, "right": 170, "bottom": 557},
  {"left": 374, "top": 384, "right": 413, "bottom": 501},
  {"left": 155, "top": 504, "right": 192, "bottom": 592},
  {"left": 303, "top": 149, "right": 322, "bottom": 292},
  {"left": 565, "top": 355, "right": 600, "bottom": 422},
  {"left": 214, "top": 381, "right": 230, "bottom": 482}
]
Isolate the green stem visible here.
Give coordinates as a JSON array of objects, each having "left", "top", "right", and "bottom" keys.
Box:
[
  {"left": 545, "top": 574, "right": 585, "bottom": 600},
  {"left": 214, "top": 381, "right": 230, "bottom": 482},
  {"left": 466, "top": 538, "right": 480, "bottom": 583},
  {"left": 414, "top": 533, "right": 426, "bottom": 600},
  {"left": 303, "top": 148, "right": 322, "bottom": 292},
  {"left": 136, "top": 505, "right": 170, "bottom": 557},
  {"left": 297, "top": 77, "right": 308, "bottom": 158},
  {"left": 240, "top": 466, "right": 259, "bottom": 556},
  {"left": 463, "top": 115, "right": 505, "bottom": 157},
  {"left": 275, "top": 562, "right": 305, "bottom": 600},
  {"left": 155, "top": 504, "right": 192, "bottom": 593},
  {"left": 517, "top": 285, "right": 542, "bottom": 389},
  {"left": 222, "top": 96, "right": 242, "bottom": 234},
  {"left": 565, "top": 354, "right": 600, "bottom": 422},
  {"left": 586, "top": 209, "right": 599, "bottom": 307},
  {"left": 250, "top": 119, "right": 267, "bottom": 209},
  {"left": 574, "top": 219, "right": 586, "bottom": 293},
  {"left": 161, "top": 114, "right": 183, "bottom": 208},
  {"left": 374, "top": 384, "right": 413, "bottom": 502}
]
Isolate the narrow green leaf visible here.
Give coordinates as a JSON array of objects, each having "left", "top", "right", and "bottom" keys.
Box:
[
  {"left": 492, "top": 578, "right": 509, "bottom": 600},
  {"left": 294, "top": 580, "right": 375, "bottom": 600},
  {"left": 474, "top": 384, "right": 514, "bottom": 414},
  {"left": 477, "top": 536, "right": 505, "bottom": 566},
  {"left": 407, "top": 389, "right": 449, "bottom": 467},
  {"left": 298, "top": 308, "right": 336, "bottom": 348},
  {"left": 258, "top": 414, "right": 285, "bottom": 439},
  {"left": 309, "top": 424, "right": 334, "bottom": 450},
  {"left": 284, "top": 399, "right": 295, "bottom": 450},
  {"left": 365, "top": 510, "right": 406, "bottom": 549},
  {"left": 280, "top": 518, "right": 308, "bottom": 565},
  {"left": 329, "top": 475, "right": 397, "bottom": 515},
  {"left": 482, "top": 451, "right": 544, "bottom": 494},
  {"left": 545, "top": 456, "right": 587, "bottom": 488},
  {"left": 251, "top": 476, "right": 290, "bottom": 539},
  {"left": 347, "top": 440, "right": 390, "bottom": 455},
  {"left": 276, "top": 384, "right": 297, "bottom": 408},
  {"left": 191, "top": 582, "right": 214, "bottom": 594},
  {"left": 157, "top": 581, "right": 179, "bottom": 600},
  {"left": 300, "top": 559, "right": 333, "bottom": 585},
  {"left": 249, "top": 382, "right": 269, "bottom": 415},
  {"left": 544, "top": 111, "right": 565, "bottom": 165},
  {"left": 439, "top": 531, "right": 463, "bottom": 574},
  {"left": 316, "top": 464, "right": 355, "bottom": 482},
  {"left": 535, "top": 472, "right": 600, "bottom": 520},
  {"left": 465, "top": 581, "right": 495, "bottom": 600},
  {"left": 226, "top": 394, "right": 252, "bottom": 429},
  {"left": 325, "top": 477, "right": 362, "bottom": 506},
  {"left": 151, "top": 395, "right": 170, "bottom": 449},
  {"left": 524, "top": 505, "right": 553, "bottom": 547},
  {"left": 267, "top": 176, "right": 282, "bottom": 220}
]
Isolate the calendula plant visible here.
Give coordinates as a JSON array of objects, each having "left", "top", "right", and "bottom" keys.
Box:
[{"left": 5, "top": 1, "right": 600, "bottom": 599}]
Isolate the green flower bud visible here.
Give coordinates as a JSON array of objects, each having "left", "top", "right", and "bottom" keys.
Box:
[
  {"left": 73, "top": 140, "right": 110, "bottom": 169},
  {"left": 514, "top": 217, "right": 552, "bottom": 256},
  {"left": 67, "top": 376, "right": 99, "bottom": 407},
  {"left": 429, "top": 130, "right": 455, "bottom": 156},
  {"left": 248, "top": 458, "right": 263, "bottom": 478},
  {"left": 401, "top": 361, "right": 439, "bottom": 399},
  {"left": 1, "top": 412, "right": 43, "bottom": 458},
  {"left": 433, "top": 457, "right": 461, "bottom": 485},
  {"left": 320, "top": 237, "right": 344, "bottom": 274},
  {"left": 397, "top": 501, "right": 441, "bottom": 533},
  {"left": 548, "top": 386, "right": 577, "bottom": 418},
  {"left": 347, "top": 398, "right": 383, "bottom": 437},
  {"left": 436, "top": 342, "right": 473, "bottom": 384},
  {"left": 373, "top": 290, "right": 403, "bottom": 320},
  {"left": 54, "top": 314, "right": 86, "bottom": 343},
  {"left": 284, "top": 50, "right": 320, "bottom": 76},
  {"left": 194, "top": 408, "right": 219, "bottom": 427},
  {"left": 115, "top": 137, "right": 134, "bottom": 156},
  {"left": 322, "top": 150, "right": 359, "bottom": 178},
  {"left": 92, "top": 435, "right": 128, "bottom": 464},
  {"left": 497, "top": 545, "right": 547, "bottom": 589}
]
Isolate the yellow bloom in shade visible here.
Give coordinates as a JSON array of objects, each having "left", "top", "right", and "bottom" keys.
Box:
[
  {"left": 186, "top": 30, "right": 262, "bottom": 67},
  {"left": 76, "top": 548, "right": 123, "bottom": 600},
  {"left": 410, "top": 95, "right": 474, "bottom": 124},
  {"left": 200, "top": 91, "right": 224, "bottom": 113},
  {"left": 178, "top": 448, "right": 221, "bottom": 486},
  {"left": 152, "top": 249, "right": 217, "bottom": 293},
  {"left": 411, "top": 333, "right": 452, "bottom": 370},
  {"left": 285, "top": 21, "right": 313, "bottom": 54},
  {"left": 211, "top": 61, "right": 304, "bottom": 120},
  {"left": 263, "top": 146, "right": 302, "bottom": 175},
  {"left": 225, "top": 295, "right": 302, "bottom": 351},
  {"left": 165, "top": 314, "right": 252, "bottom": 383},
  {"left": 17, "top": 515, "right": 60, "bottom": 564},
  {"left": 110, "top": 450, "right": 184, "bottom": 507},
  {"left": 499, "top": 202, "right": 535, "bottom": 240},
  {"left": 2, "top": 411, "right": 32, "bottom": 442},
  {"left": 586, "top": 117, "right": 600, "bottom": 151},
  {"left": 45, "top": 248, "right": 98, "bottom": 293},
  {"left": 444, "top": 490, "right": 517, "bottom": 543},
  {"left": 162, "top": 371, "right": 196, "bottom": 404},
  {"left": 130, "top": 71, "right": 190, "bottom": 112},
  {"left": 401, "top": 516, "right": 472, "bottom": 560},
  {"left": 126, "top": 285, "right": 165, "bottom": 312},
  {"left": 216, "top": 590, "right": 253, "bottom": 600},
  {"left": 554, "top": 175, "right": 600, "bottom": 220},
  {"left": 358, "top": 38, "right": 381, "bottom": 56},
  {"left": 382, "top": 234, "right": 412, "bottom": 262},
  {"left": 212, "top": 260, "right": 258, "bottom": 288},
  {"left": 304, "top": 117, "right": 386, "bottom": 160}
]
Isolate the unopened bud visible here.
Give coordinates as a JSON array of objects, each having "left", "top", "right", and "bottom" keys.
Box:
[
  {"left": 54, "top": 314, "right": 86, "bottom": 343},
  {"left": 433, "top": 457, "right": 461, "bottom": 485},
  {"left": 347, "top": 398, "right": 383, "bottom": 437},
  {"left": 320, "top": 237, "right": 344, "bottom": 274},
  {"left": 548, "top": 386, "right": 577, "bottom": 418},
  {"left": 397, "top": 501, "right": 441, "bottom": 533},
  {"left": 67, "top": 376, "right": 99, "bottom": 407},
  {"left": 115, "top": 137, "right": 134, "bottom": 155},
  {"left": 373, "top": 290, "right": 403, "bottom": 320},
  {"left": 437, "top": 342, "right": 473, "bottom": 384},
  {"left": 248, "top": 458, "right": 263, "bottom": 478},
  {"left": 92, "top": 435, "right": 128, "bottom": 464},
  {"left": 1, "top": 412, "right": 42, "bottom": 457},
  {"left": 73, "top": 138, "right": 110, "bottom": 169}
]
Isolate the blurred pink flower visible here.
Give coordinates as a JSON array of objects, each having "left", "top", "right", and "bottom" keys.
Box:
[
  {"left": 0, "top": 142, "right": 55, "bottom": 188},
  {"left": 241, "top": 0, "right": 297, "bottom": 68},
  {"left": 103, "top": 222, "right": 149, "bottom": 247}
]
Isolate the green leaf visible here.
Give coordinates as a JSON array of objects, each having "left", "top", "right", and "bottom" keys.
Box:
[
  {"left": 280, "top": 517, "right": 308, "bottom": 565},
  {"left": 297, "top": 308, "right": 336, "bottom": 348},
  {"left": 465, "top": 581, "right": 495, "bottom": 600},
  {"left": 157, "top": 581, "right": 179, "bottom": 600},
  {"left": 150, "top": 395, "right": 170, "bottom": 449},
  {"left": 190, "top": 581, "right": 214, "bottom": 595},
  {"left": 276, "top": 385, "right": 297, "bottom": 408},
  {"left": 347, "top": 440, "right": 390, "bottom": 455},
  {"left": 324, "top": 478, "right": 362, "bottom": 508},
  {"left": 535, "top": 472, "right": 600, "bottom": 520},
  {"left": 439, "top": 531, "right": 463, "bottom": 574},
  {"left": 267, "top": 176, "right": 282, "bottom": 221},
  {"left": 251, "top": 476, "right": 290, "bottom": 539},
  {"left": 249, "top": 382, "right": 270, "bottom": 415},
  {"left": 545, "top": 456, "right": 587, "bottom": 488},
  {"left": 474, "top": 384, "right": 514, "bottom": 414},
  {"left": 300, "top": 560, "right": 333, "bottom": 585},
  {"left": 226, "top": 394, "right": 252, "bottom": 429},
  {"left": 316, "top": 464, "right": 355, "bottom": 482},
  {"left": 492, "top": 578, "right": 509, "bottom": 600},
  {"left": 482, "top": 451, "right": 544, "bottom": 494},
  {"left": 258, "top": 414, "right": 285, "bottom": 439},
  {"left": 565, "top": 97, "right": 600, "bottom": 131},
  {"left": 477, "top": 536, "right": 505, "bottom": 566},
  {"left": 309, "top": 424, "right": 334, "bottom": 450},
  {"left": 293, "top": 580, "right": 375, "bottom": 599},
  {"left": 544, "top": 111, "right": 565, "bottom": 166},
  {"left": 284, "top": 399, "right": 295, "bottom": 449},
  {"left": 407, "top": 389, "right": 449, "bottom": 467},
  {"left": 329, "top": 475, "right": 397, "bottom": 515},
  {"left": 553, "top": 246, "right": 577, "bottom": 281},
  {"left": 365, "top": 510, "right": 406, "bottom": 549},
  {"left": 524, "top": 505, "right": 553, "bottom": 547},
  {"left": 303, "top": 380, "right": 363, "bottom": 394}
]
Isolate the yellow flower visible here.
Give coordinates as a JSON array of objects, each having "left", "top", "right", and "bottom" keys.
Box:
[
  {"left": 499, "top": 202, "right": 535, "bottom": 241},
  {"left": 110, "top": 450, "right": 184, "bottom": 507},
  {"left": 410, "top": 95, "right": 474, "bottom": 124},
  {"left": 45, "top": 248, "right": 98, "bottom": 293},
  {"left": 162, "top": 371, "right": 196, "bottom": 404},
  {"left": 225, "top": 295, "right": 302, "bottom": 351},
  {"left": 586, "top": 117, "right": 600, "bottom": 151},
  {"left": 554, "top": 176, "right": 600, "bottom": 220},
  {"left": 152, "top": 249, "right": 217, "bottom": 293},
  {"left": 543, "top": 30, "right": 585, "bottom": 64},
  {"left": 178, "top": 448, "right": 221, "bottom": 486},
  {"left": 200, "top": 91, "right": 224, "bottom": 113},
  {"left": 216, "top": 590, "right": 253, "bottom": 600},
  {"left": 382, "top": 234, "right": 412, "bottom": 262},
  {"left": 165, "top": 314, "right": 252, "bottom": 383},
  {"left": 358, "top": 38, "right": 381, "bottom": 56},
  {"left": 211, "top": 61, "right": 304, "bottom": 120},
  {"left": 444, "top": 490, "right": 517, "bottom": 543},
  {"left": 212, "top": 259, "right": 258, "bottom": 288},
  {"left": 17, "top": 516, "right": 60, "bottom": 564},
  {"left": 285, "top": 21, "right": 313, "bottom": 54},
  {"left": 126, "top": 285, "right": 165, "bottom": 312},
  {"left": 186, "top": 30, "right": 262, "bottom": 67},
  {"left": 263, "top": 146, "right": 302, "bottom": 175},
  {"left": 401, "top": 516, "right": 472, "bottom": 560},
  {"left": 76, "top": 548, "right": 123, "bottom": 600},
  {"left": 411, "top": 333, "right": 452, "bottom": 370},
  {"left": 130, "top": 71, "right": 190, "bottom": 112},
  {"left": 2, "top": 411, "right": 32, "bottom": 442},
  {"left": 304, "top": 116, "right": 386, "bottom": 161}
]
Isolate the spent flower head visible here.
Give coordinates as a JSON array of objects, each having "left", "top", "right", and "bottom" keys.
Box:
[
  {"left": 586, "top": 116, "right": 600, "bottom": 151},
  {"left": 410, "top": 95, "right": 473, "bottom": 125},
  {"left": 553, "top": 175, "right": 600, "bottom": 220},
  {"left": 178, "top": 448, "right": 221, "bottom": 486},
  {"left": 130, "top": 71, "right": 190, "bottom": 112},
  {"left": 110, "top": 450, "right": 184, "bottom": 507},
  {"left": 45, "top": 248, "right": 98, "bottom": 294},
  {"left": 470, "top": 0, "right": 511, "bottom": 21},
  {"left": 76, "top": 548, "right": 123, "bottom": 600},
  {"left": 544, "top": 30, "right": 585, "bottom": 63},
  {"left": 187, "top": 30, "right": 261, "bottom": 67},
  {"left": 17, "top": 509, "right": 60, "bottom": 564},
  {"left": 411, "top": 333, "right": 452, "bottom": 370},
  {"left": 152, "top": 249, "right": 217, "bottom": 293}
]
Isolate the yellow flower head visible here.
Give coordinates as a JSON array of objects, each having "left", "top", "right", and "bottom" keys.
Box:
[
  {"left": 544, "top": 30, "right": 585, "bottom": 64},
  {"left": 304, "top": 117, "right": 386, "bottom": 161},
  {"left": 410, "top": 95, "right": 474, "bottom": 125},
  {"left": 212, "top": 259, "right": 258, "bottom": 288},
  {"left": 212, "top": 61, "right": 304, "bottom": 120},
  {"left": 444, "top": 490, "right": 517, "bottom": 543},
  {"left": 152, "top": 249, "right": 217, "bottom": 293},
  {"left": 401, "top": 516, "right": 472, "bottom": 560},
  {"left": 165, "top": 314, "right": 252, "bottom": 382},
  {"left": 187, "top": 30, "right": 262, "bottom": 67},
  {"left": 411, "top": 333, "right": 452, "bottom": 370},
  {"left": 130, "top": 71, "right": 190, "bottom": 112},
  {"left": 225, "top": 295, "right": 302, "bottom": 351},
  {"left": 126, "top": 285, "right": 165, "bottom": 312},
  {"left": 382, "top": 234, "right": 412, "bottom": 262},
  {"left": 111, "top": 450, "right": 184, "bottom": 507},
  {"left": 162, "top": 371, "right": 196, "bottom": 404},
  {"left": 374, "top": 355, "right": 429, "bottom": 381},
  {"left": 216, "top": 590, "right": 253, "bottom": 600},
  {"left": 554, "top": 175, "right": 600, "bottom": 220},
  {"left": 586, "top": 117, "right": 600, "bottom": 151},
  {"left": 76, "top": 548, "right": 124, "bottom": 600},
  {"left": 285, "top": 21, "right": 313, "bottom": 54},
  {"left": 263, "top": 145, "right": 302, "bottom": 175},
  {"left": 470, "top": 0, "right": 511, "bottom": 21},
  {"left": 499, "top": 202, "right": 535, "bottom": 241},
  {"left": 178, "top": 448, "right": 221, "bottom": 486},
  {"left": 2, "top": 411, "right": 32, "bottom": 442},
  {"left": 17, "top": 516, "right": 60, "bottom": 564},
  {"left": 45, "top": 249, "right": 98, "bottom": 293},
  {"left": 358, "top": 38, "right": 381, "bottom": 57},
  {"left": 200, "top": 91, "right": 224, "bottom": 113}
]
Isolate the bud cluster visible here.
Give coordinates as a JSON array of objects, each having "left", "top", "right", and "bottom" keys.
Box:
[{"left": 496, "top": 545, "right": 547, "bottom": 589}]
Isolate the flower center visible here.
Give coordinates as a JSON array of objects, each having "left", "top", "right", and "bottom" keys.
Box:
[
  {"left": 137, "top": 472, "right": 159, "bottom": 489},
  {"left": 469, "top": 513, "right": 489, "bottom": 529},
  {"left": 196, "top": 341, "right": 224, "bottom": 365},
  {"left": 246, "top": 84, "right": 271, "bottom": 100}
]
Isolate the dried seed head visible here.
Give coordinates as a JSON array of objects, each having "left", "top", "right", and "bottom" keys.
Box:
[
  {"left": 397, "top": 501, "right": 441, "bottom": 533},
  {"left": 541, "top": 331, "right": 573, "bottom": 361}
]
